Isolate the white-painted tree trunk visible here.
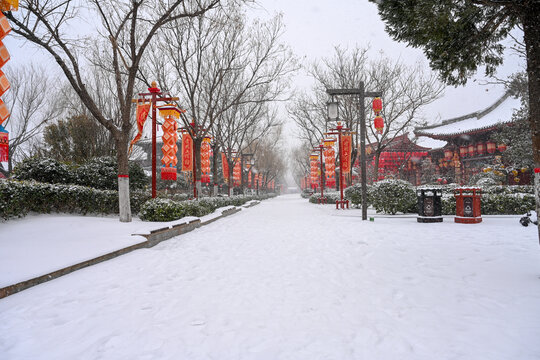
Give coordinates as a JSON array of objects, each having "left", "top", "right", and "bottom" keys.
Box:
[
  {"left": 213, "top": 184, "right": 218, "bottom": 196},
  {"left": 118, "top": 177, "right": 132, "bottom": 223}
]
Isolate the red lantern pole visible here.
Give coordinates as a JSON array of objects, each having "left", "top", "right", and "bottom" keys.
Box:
[
  {"left": 133, "top": 81, "right": 178, "bottom": 198},
  {"left": 312, "top": 144, "right": 326, "bottom": 204},
  {"left": 327, "top": 122, "right": 351, "bottom": 209}
]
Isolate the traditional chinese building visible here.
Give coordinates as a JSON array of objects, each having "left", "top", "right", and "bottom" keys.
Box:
[{"left": 414, "top": 91, "right": 529, "bottom": 185}]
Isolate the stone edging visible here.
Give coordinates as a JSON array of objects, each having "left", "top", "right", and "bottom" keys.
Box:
[{"left": 0, "top": 205, "right": 249, "bottom": 299}]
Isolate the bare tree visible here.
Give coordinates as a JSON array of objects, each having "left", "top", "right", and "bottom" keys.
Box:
[
  {"left": 290, "top": 46, "right": 444, "bottom": 183},
  {"left": 0, "top": 64, "right": 60, "bottom": 176},
  {"left": 290, "top": 142, "right": 311, "bottom": 189},
  {"left": 143, "top": 6, "right": 296, "bottom": 196},
  {"left": 5, "top": 0, "right": 226, "bottom": 221}
]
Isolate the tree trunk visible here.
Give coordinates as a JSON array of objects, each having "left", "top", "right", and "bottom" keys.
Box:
[
  {"left": 521, "top": 3, "right": 540, "bottom": 243},
  {"left": 228, "top": 158, "right": 233, "bottom": 196},
  {"left": 116, "top": 133, "right": 131, "bottom": 223}
]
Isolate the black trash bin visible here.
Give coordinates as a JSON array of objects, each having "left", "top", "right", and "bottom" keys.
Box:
[{"left": 417, "top": 188, "right": 443, "bottom": 223}]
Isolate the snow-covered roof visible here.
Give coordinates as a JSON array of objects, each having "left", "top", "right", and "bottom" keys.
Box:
[
  {"left": 415, "top": 136, "right": 447, "bottom": 150},
  {"left": 415, "top": 92, "right": 521, "bottom": 138}
]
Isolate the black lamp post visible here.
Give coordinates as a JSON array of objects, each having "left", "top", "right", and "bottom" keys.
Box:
[{"left": 326, "top": 84, "right": 382, "bottom": 220}]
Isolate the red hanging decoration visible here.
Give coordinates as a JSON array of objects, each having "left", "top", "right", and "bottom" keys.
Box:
[
  {"left": 233, "top": 158, "right": 242, "bottom": 187},
  {"left": 159, "top": 105, "right": 180, "bottom": 181},
  {"left": 200, "top": 137, "right": 211, "bottom": 183},
  {"left": 128, "top": 101, "right": 150, "bottom": 154},
  {"left": 374, "top": 116, "right": 384, "bottom": 134},
  {"left": 340, "top": 135, "right": 352, "bottom": 174},
  {"left": 476, "top": 143, "right": 485, "bottom": 155},
  {"left": 0, "top": 125, "right": 8, "bottom": 162},
  {"left": 372, "top": 97, "right": 383, "bottom": 115},
  {"left": 486, "top": 141, "right": 496, "bottom": 154},
  {"left": 467, "top": 144, "right": 475, "bottom": 157},
  {"left": 181, "top": 130, "right": 193, "bottom": 172},
  {"left": 497, "top": 143, "right": 507, "bottom": 152},
  {"left": 221, "top": 152, "right": 229, "bottom": 183}
]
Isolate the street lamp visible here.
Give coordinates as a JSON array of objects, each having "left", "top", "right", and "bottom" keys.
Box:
[
  {"left": 327, "top": 100, "right": 339, "bottom": 121},
  {"left": 326, "top": 84, "right": 382, "bottom": 220}
]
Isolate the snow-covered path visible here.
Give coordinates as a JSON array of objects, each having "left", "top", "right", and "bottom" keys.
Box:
[{"left": 1, "top": 195, "right": 540, "bottom": 359}]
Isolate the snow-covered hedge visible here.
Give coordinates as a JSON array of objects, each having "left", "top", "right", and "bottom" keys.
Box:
[
  {"left": 308, "top": 191, "right": 340, "bottom": 204},
  {"left": 344, "top": 183, "right": 373, "bottom": 207},
  {"left": 442, "top": 192, "right": 535, "bottom": 215},
  {"left": 0, "top": 179, "right": 150, "bottom": 220},
  {"left": 139, "top": 194, "right": 276, "bottom": 222},
  {"left": 370, "top": 179, "right": 417, "bottom": 214},
  {"left": 301, "top": 189, "right": 313, "bottom": 199},
  {"left": 12, "top": 156, "right": 147, "bottom": 190}
]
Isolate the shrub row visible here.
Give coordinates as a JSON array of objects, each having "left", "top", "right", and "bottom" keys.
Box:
[
  {"left": 0, "top": 179, "right": 150, "bottom": 220},
  {"left": 139, "top": 193, "right": 277, "bottom": 222},
  {"left": 308, "top": 179, "right": 535, "bottom": 215},
  {"left": 11, "top": 157, "right": 147, "bottom": 190}
]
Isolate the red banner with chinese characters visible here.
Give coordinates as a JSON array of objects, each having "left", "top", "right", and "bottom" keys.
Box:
[
  {"left": 201, "top": 137, "right": 211, "bottom": 183},
  {"left": 233, "top": 158, "right": 241, "bottom": 187},
  {"left": 181, "top": 131, "right": 193, "bottom": 172},
  {"left": 324, "top": 138, "right": 336, "bottom": 188},
  {"left": 340, "top": 134, "right": 352, "bottom": 174},
  {"left": 221, "top": 152, "right": 229, "bottom": 182},
  {"left": 310, "top": 154, "right": 319, "bottom": 189},
  {"left": 128, "top": 102, "right": 150, "bottom": 154},
  {"left": 160, "top": 113, "right": 178, "bottom": 180}
]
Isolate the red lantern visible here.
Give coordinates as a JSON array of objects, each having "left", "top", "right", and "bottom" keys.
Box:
[
  {"left": 459, "top": 146, "right": 468, "bottom": 158},
  {"left": 374, "top": 116, "right": 384, "bottom": 134},
  {"left": 372, "top": 97, "right": 383, "bottom": 115},
  {"left": 467, "top": 144, "right": 475, "bottom": 157},
  {"left": 486, "top": 141, "right": 496, "bottom": 154},
  {"left": 444, "top": 149, "right": 453, "bottom": 161},
  {"left": 497, "top": 143, "right": 507, "bottom": 152},
  {"left": 477, "top": 143, "right": 485, "bottom": 155}
]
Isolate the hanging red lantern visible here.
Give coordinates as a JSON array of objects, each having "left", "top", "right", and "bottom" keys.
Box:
[
  {"left": 374, "top": 116, "right": 384, "bottom": 134},
  {"left": 497, "top": 143, "right": 507, "bottom": 152},
  {"left": 486, "top": 141, "right": 496, "bottom": 154},
  {"left": 372, "top": 97, "right": 383, "bottom": 115},
  {"left": 476, "top": 143, "right": 485, "bottom": 155},
  {"left": 459, "top": 146, "right": 468, "bottom": 158},
  {"left": 467, "top": 144, "right": 475, "bottom": 157},
  {"left": 444, "top": 149, "right": 453, "bottom": 161}
]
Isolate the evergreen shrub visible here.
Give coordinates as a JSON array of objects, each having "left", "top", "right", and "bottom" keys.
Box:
[{"left": 371, "top": 179, "right": 417, "bottom": 214}]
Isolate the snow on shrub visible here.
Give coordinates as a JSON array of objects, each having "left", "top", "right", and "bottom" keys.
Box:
[
  {"left": 344, "top": 183, "right": 373, "bottom": 207},
  {"left": 309, "top": 191, "right": 340, "bottom": 204},
  {"left": 139, "top": 193, "right": 277, "bottom": 222},
  {"left": 0, "top": 179, "right": 150, "bottom": 220},
  {"left": 12, "top": 157, "right": 73, "bottom": 184},
  {"left": 371, "top": 179, "right": 417, "bottom": 214}
]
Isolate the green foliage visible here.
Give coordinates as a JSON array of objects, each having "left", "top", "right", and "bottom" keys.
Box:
[
  {"left": 12, "top": 156, "right": 147, "bottom": 191},
  {"left": 12, "top": 157, "right": 74, "bottom": 184},
  {"left": 75, "top": 157, "right": 147, "bottom": 190},
  {"left": 139, "top": 194, "right": 277, "bottom": 222},
  {"left": 370, "top": 179, "right": 417, "bottom": 214},
  {"left": 442, "top": 191, "right": 535, "bottom": 215},
  {"left": 309, "top": 192, "right": 340, "bottom": 204},
  {"left": 43, "top": 114, "right": 115, "bottom": 163},
  {"left": 372, "top": 0, "right": 518, "bottom": 86},
  {"left": 344, "top": 183, "right": 373, "bottom": 207},
  {"left": 0, "top": 179, "right": 150, "bottom": 220}
]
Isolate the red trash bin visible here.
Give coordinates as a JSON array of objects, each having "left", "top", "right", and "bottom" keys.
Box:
[{"left": 454, "top": 188, "right": 482, "bottom": 224}]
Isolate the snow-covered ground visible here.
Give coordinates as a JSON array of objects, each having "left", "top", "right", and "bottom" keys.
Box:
[{"left": 1, "top": 194, "right": 539, "bottom": 359}]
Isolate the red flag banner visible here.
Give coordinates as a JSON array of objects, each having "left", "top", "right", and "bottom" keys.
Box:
[
  {"left": 129, "top": 102, "right": 151, "bottom": 154},
  {"left": 233, "top": 158, "right": 241, "bottom": 187},
  {"left": 181, "top": 131, "right": 193, "bottom": 172},
  {"left": 221, "top": 152, "right": 229, "bottom": 182},
  {"left": 160, "top": 114, "right": 178, "bottom": 180},
  {"left": 340, "top": 135, "right": 352, "bottom": 174},
  {"left": 0, "top": 124, "right": 8, "bottom": 162},
  {"left": 310, "top": 154, "right": 319, "bottom": 189},
  {"left": 201, "top": 137, "right": 211, "bottom": 183}
]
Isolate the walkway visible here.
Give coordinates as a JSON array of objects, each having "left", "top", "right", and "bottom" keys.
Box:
[{"left": 1, "top": 195, "right": 540, "bottom": 359}]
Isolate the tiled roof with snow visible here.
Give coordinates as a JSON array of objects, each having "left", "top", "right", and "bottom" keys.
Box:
[{"left": 415, "top": 93, "right": 521, "bottom": 138}]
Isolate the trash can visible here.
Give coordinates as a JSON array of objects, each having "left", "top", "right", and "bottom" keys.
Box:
[
  {"left": 454, "top": 188, "right": 482, "bottom": 224},
  {"left": 417, "top": 188, "right": 443, "bottom": 223}
]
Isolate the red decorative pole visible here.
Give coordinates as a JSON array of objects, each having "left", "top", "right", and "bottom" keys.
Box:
[
  {"left": 133, "top": 82, "right": 178, "bottom": 198},
  {"left": 312, "top": 144, "right": 326, "bottom": 204},
  {"left": 327, "top": 122, "right": 351, "bottom": 209}
]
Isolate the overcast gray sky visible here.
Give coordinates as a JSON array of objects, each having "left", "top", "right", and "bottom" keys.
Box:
[{"left": 4, "top": 0, "right": 525, "bottom": 139}]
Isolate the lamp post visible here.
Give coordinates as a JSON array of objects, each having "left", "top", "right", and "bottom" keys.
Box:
[
  {"left": 133, "top": 81, "right": 179, "bottom": 198},
  {"left": 326, "top": 84, "right": 382, "bottom": 220},
  {"left": 312, "top": 143, "right": 326, "bottom": 204}
]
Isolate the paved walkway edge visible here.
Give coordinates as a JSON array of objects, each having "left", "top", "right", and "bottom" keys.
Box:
[{"left": 0, "top": 206, "right": 247, "bottom": 299}]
